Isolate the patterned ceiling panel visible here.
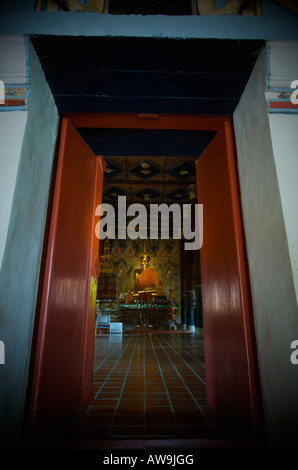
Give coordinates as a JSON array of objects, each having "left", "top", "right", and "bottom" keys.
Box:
[
  {"left": 167, "top": 160, "right": 196, "bottom": 180},
  {"left": 102, "top": 155, "right": 196, "bottom": 204},
  {"left": 103, "top": 185, "right": 129, "bottom": 201},
  {"left": 166, "top": 188, "right": 191, "bottom": 202},
  {"left": 104, "top": 159, "right": 124, "bottom": 179},
  {"left": 130, "top": 159, "right": 162, "bottom": 180},
  {"left": 134, "top": 187, "right": 162, "bottom": 202}
]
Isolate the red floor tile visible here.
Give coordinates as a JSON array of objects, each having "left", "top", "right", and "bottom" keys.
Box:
[{"left": 30, "top": 332, "right": 252, "bottom": 445}]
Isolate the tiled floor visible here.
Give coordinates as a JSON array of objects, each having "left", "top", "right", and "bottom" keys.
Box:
[{"left": 43, "top": 332, "right": 250, "bottom": 444}]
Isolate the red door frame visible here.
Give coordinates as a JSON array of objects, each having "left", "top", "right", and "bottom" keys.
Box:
[
  {"left": 28, "top": 112, "right": 261, "bottom": 438},
  {"left": 66, "top": 112, "right": 262, "bottom": 434},
  {"left": 27, "top": 118, "right": 105, "bottom": 433},
  {"left": 196, "top": 121, "right": 261, "bottom": 436},
  {"left": 80, "top": 154, "right": 106, "bottom": 407},
  {"left": 63, "top": 112, "right": 228, "bottom": 131}
]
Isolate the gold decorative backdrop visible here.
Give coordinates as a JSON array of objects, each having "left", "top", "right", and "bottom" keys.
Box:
[{"left": 109, "top": 238, "right": 181, "bottom": 306}]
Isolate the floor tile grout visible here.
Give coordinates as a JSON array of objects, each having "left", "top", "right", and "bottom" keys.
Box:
[
  {"left": 156, "top": 334, "right": 206, "bottom": 385},
  {"left": 152, "top": 334, "right": 207, "bottom": 421},
  {"left": 148, "top": 333, "right": 180, "bottom": 434},
  {"left": 45, "top": 332, "right": 252, "bottom": 442},
  {"left": 108, "top": 335, "right": 141, "bottom": 437}
]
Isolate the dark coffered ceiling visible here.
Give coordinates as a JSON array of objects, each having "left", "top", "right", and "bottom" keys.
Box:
[
  {"left": 30, "top": 35, "right": 264, "bottom": 205},
  {"left": 77, "top": 127, "right": 216, "bottom": 203},
  {"left": 102, "top": 155, "right": 197, "bottom": 205}
]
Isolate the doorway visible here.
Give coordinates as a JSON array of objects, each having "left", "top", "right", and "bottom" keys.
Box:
[{"left": 26, "top": 112, "right": 262, "bottom": 448}]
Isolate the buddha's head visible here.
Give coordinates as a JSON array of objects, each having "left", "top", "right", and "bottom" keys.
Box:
[{"left": 139, "top": 242, "right": 151, "bottom": 269}]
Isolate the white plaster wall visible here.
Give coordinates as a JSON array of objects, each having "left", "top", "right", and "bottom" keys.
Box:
[
  {"left": 0, "top": 39, "right": 59, "bottom": 448},
  {"left": 233, "top": 48, "right": 298, "bottom": 449},
  {"left": 0, "top": 35, "right": 27, "bottom": 84},
  {"left": 267, "top": 41, "right": 298, "bottom": 89},
  {"left": 0, "top": 35, "right": 28, "bottom": 269},
  {"left": 269, "top": 114, "right": 298, "bottom": 306},
  {"left": 0, "top": 111, "right": 27, "bottom": 269}
]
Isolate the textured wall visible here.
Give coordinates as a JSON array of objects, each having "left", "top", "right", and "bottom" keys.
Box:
[
  {"left": 0, "top": 39, "right": 59, "bottom": 448},
  {"left": 234, "top": 48, "right": 298, "bottom": 449},
  {"left": 0, "top": 111, "right": 27, "bottom": 269}
]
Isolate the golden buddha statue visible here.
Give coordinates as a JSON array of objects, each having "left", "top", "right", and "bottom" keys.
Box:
[
  {"left": 120, "top": 241, "right": 178, "bottom": 331},
  {"left": 135, "top": 242, "right": 158, "bottom": 291},
  {"left": 125, "top": 287, "right": 134, "bottom": 305},
  {"left": 156, "top": 271, "right": 165, "bottom": 295}
]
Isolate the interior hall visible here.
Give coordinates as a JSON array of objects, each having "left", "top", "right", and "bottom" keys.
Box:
[{"left": 0, "top": 0, "right": 298, "bottom": 455}]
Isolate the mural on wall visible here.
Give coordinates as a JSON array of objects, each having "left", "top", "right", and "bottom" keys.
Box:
[
  {"left": 34, "top": 0, "right": 105, "bottom": 12},
  {"left": 34, "top": 0, "right": 261, "bottom": 15},
  {"left": 110, "top": 238, "right": 181, "bottom": 305},
  {"left": 196, "top": 0, "right": 261, "bottom": 16}
]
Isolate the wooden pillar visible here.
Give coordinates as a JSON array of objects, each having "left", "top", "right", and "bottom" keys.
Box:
[
  {"left": 184, "top": 194, "right": 195, "bottom": 332},
  {"left": 190, "top": 184, "right": 203, "bottom": 332},
  {"left": 185, "top": 251, "right": 195, "bottom": 331},
  {"left": 180, "top": 238, "right": 187, "bottom": 329}
]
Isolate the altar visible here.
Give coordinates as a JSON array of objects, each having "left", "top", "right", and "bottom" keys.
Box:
[
  {"left": 96, "top": 240, "right": 178, "bottom": 332},
  {"left": 118, "top": 243, "right": 178, "bottom": 330},
  {"left": 118, "top": 296, "right": 174, "bottom": 330}
]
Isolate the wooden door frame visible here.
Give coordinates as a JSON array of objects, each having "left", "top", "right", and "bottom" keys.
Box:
[
  {"left": 28, "top": 111, "right": 261, "bottom": 441},
  {"left": 62, "top": 112, "right": 230, "bottom": 131},
  {"left": 80, "top": 153, "right": 106, "bottom": 408},
  {"left": 66, "top": 108, "right": 259, "bottom": 397},
  {"left": 196, "top": 120, "right": 262, "bottom": 436},
  {"left": 27, "top": 118, "right": 106, "bottom": 434}
]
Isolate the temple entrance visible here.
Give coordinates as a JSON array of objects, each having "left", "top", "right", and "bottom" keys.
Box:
[
  {"left": 27, "top": 113, "right": 261, "bottom": 446},
  {"left": 91, "top": 116, "right": 260, "bottom": 439}
]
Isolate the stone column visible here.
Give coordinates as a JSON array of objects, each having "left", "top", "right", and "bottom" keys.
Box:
[
  {"left": 185, "top": 263, "right": 195, "bottom": 332},
  {"left": 180, "top": 238, "right": 187, "bottom": 329},
  {"left": 189, "top": 184, "right": 204, "bottom": 334},
  {"left": 184, "top": 191, "right": 195, "bottom": 332}
]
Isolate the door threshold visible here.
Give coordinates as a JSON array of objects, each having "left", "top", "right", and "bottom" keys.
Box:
[{"left": 22, "top": 437, "right": 264, "bottom": 450}]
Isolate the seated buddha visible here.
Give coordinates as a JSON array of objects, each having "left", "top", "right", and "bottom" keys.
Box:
[
  {"left": 136, "top": 266, "right": 158, "bottom": 291},
  {"left": 125, "top": 288, "right": 134, "bottom": 305},
  {"left": 134, "top": 243, "right": 158, "bottom": 291}
]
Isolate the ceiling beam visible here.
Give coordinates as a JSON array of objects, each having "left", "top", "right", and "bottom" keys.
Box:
[
  {"left": 104, "top": 179, "right": 195, "bottom": 186},
  {"left": 64, "top": 112, "right": 231, "bottom": 131}
]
